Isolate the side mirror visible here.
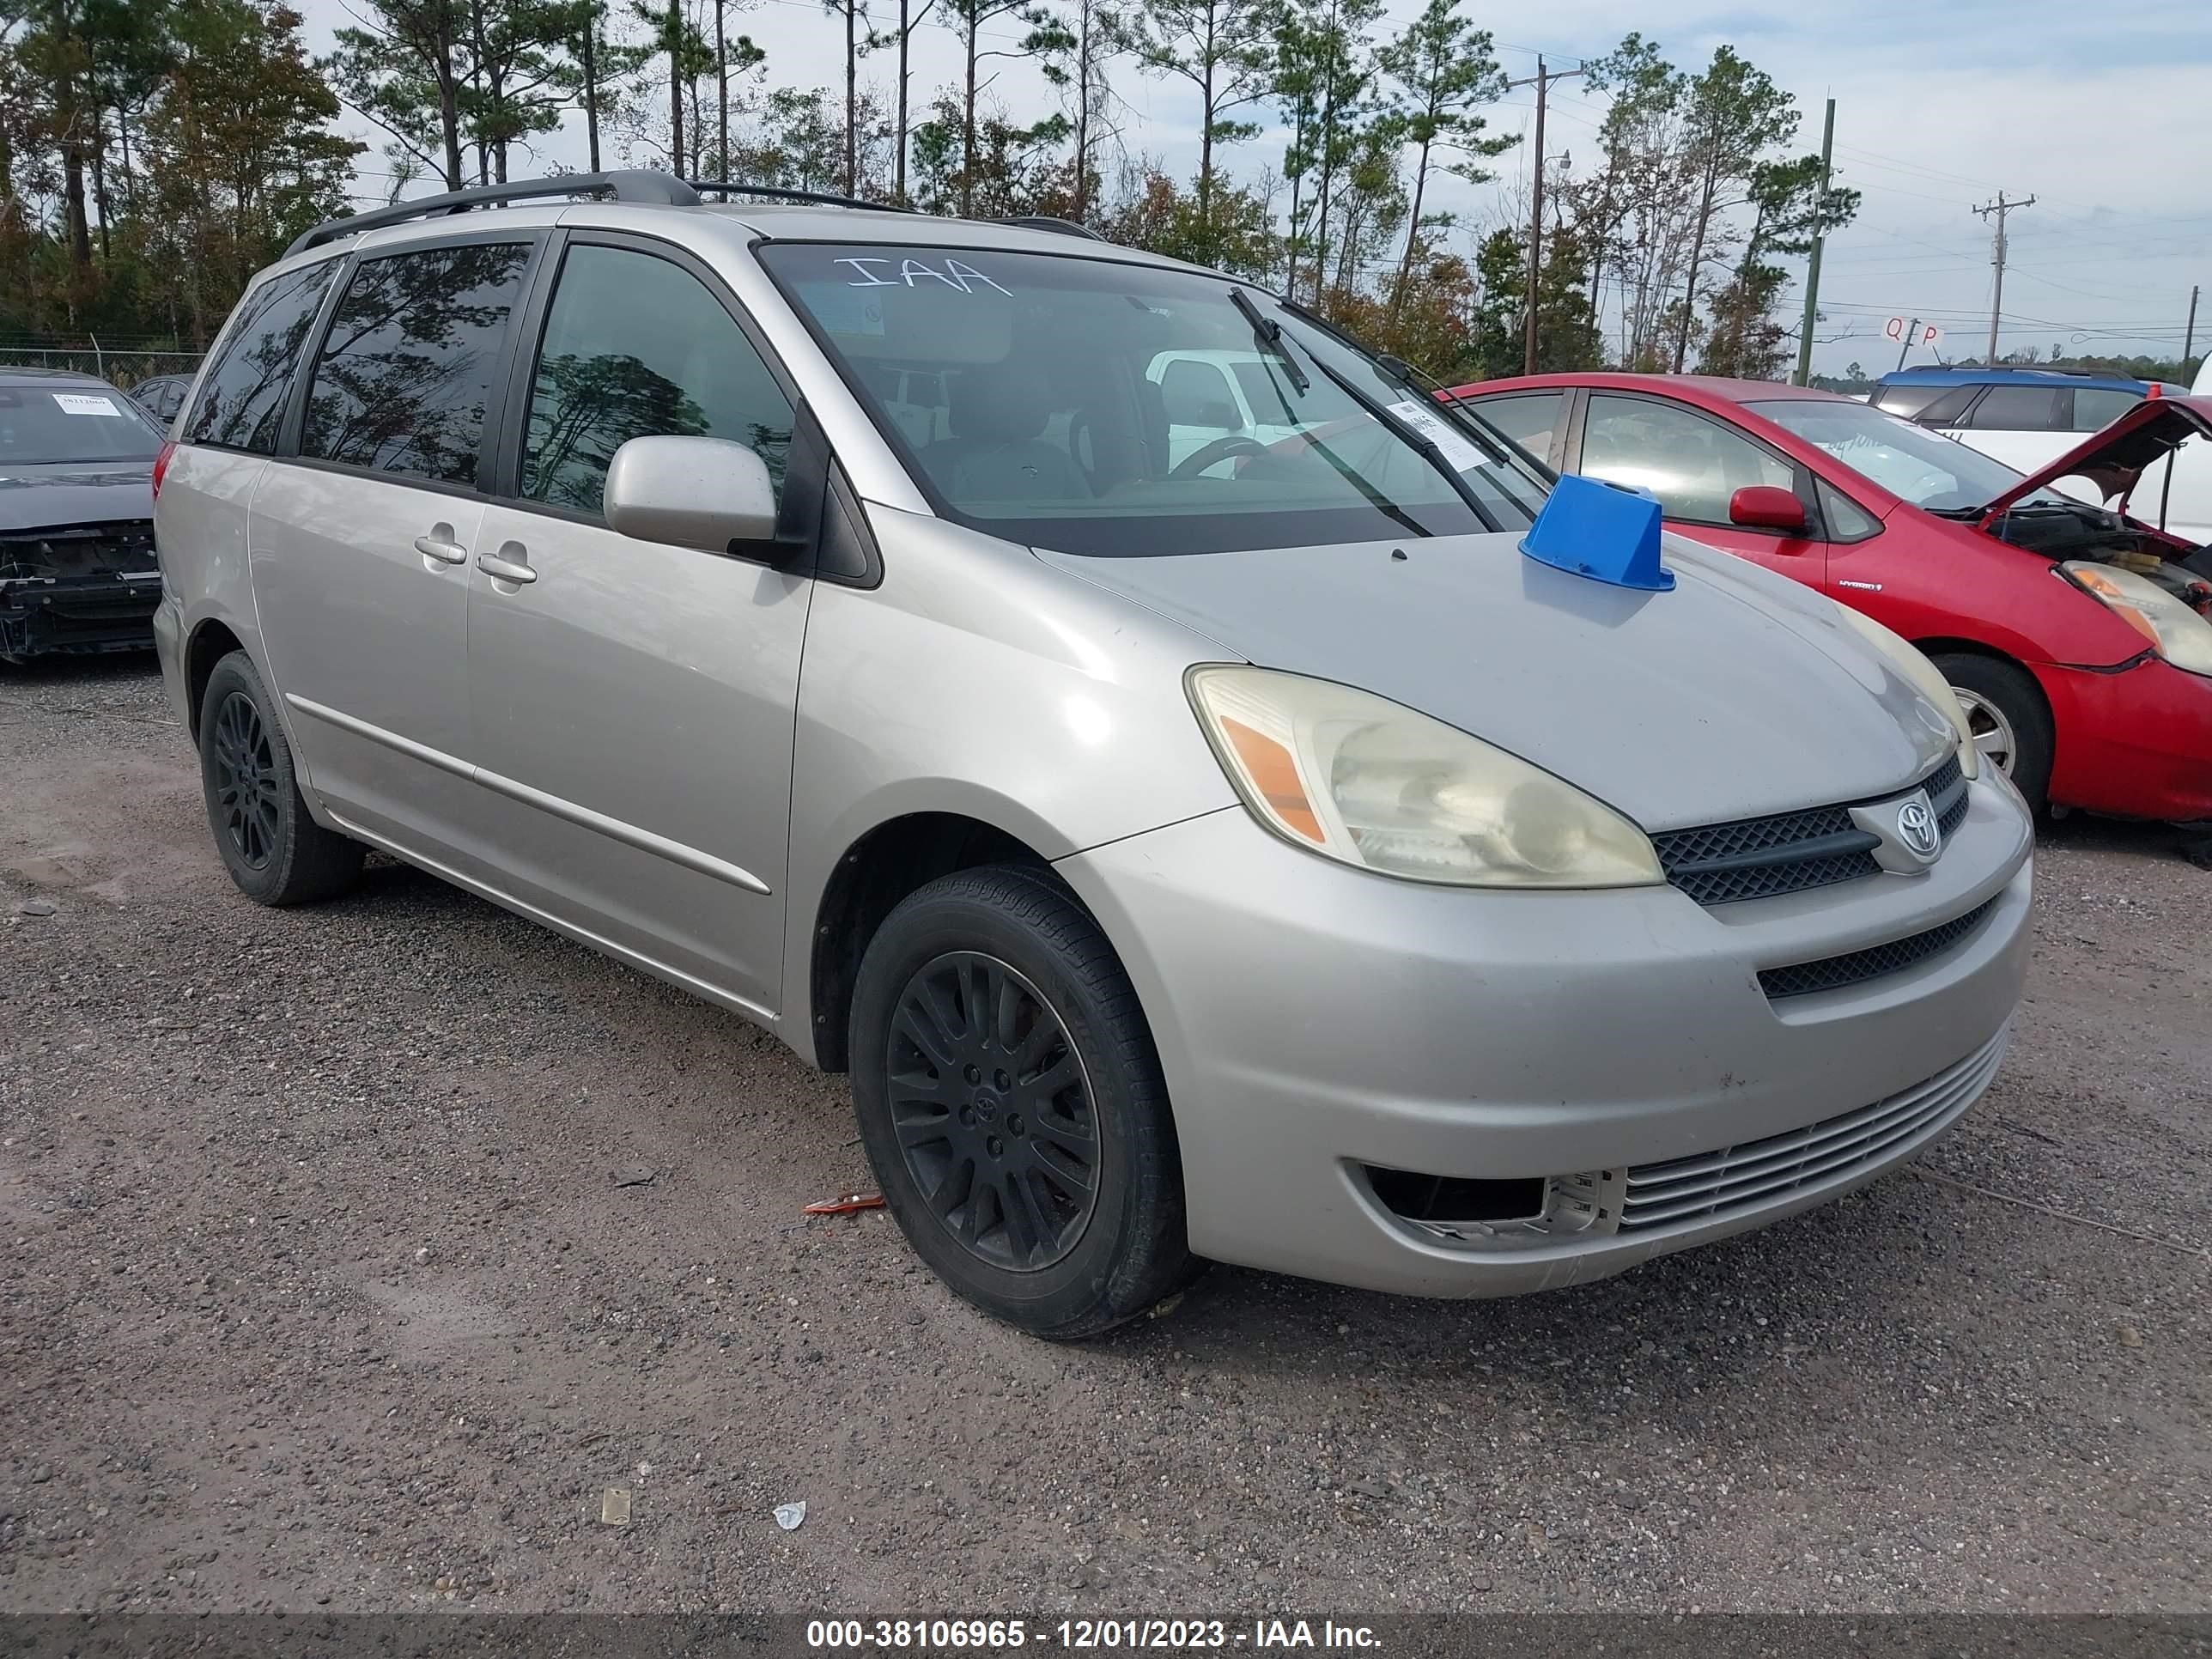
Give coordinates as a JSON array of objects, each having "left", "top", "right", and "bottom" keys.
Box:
[
  {"left": 604, "top": 435, "right": 781, "bottom": 556},
  {"left": 1729, "top": 484, "right": 1808, "bottom": 533}
]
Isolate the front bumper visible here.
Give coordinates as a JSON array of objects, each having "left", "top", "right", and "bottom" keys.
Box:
[
  {"left": 1055, "top": 775, "right": 2033, "bottom": 1298},
  {"left": 0, "top": 571, "right": 162, "bottom": 660},
  {"left": 2040, "top": 655, "right": 2212, "bottom": 823}
]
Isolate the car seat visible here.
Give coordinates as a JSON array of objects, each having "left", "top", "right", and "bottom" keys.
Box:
[{"left": 925, "top": 367, "right": 1089, "bottom": 502}]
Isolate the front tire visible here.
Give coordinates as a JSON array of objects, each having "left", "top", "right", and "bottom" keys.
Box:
[
  {"left": 849, "top": 865, "right": 1197, "bottom": 1339},
  {"left": 198, "top": 651, "right": 365, "bottom": 905},
  {"left": 1931, "top": 652, "right": 2053, "bottom": 816}
]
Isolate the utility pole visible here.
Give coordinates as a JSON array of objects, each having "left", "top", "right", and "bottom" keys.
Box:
[
  {"left": 2167, "top": 283, "right": 2203, "bottom": 535},
  {"left": 580, "top": 3, "right": 602, "bottom": 173},
  {"left": 1794, "top": 98, "right": 1836, "bottom": 387},
  {"left": 1973, "top": 190, "right": 2036, "bottom": 365},
  {"left": 716, "top": 0, "right": 729, "bottom": 180},
  {"left": 668, "top": 0, "right": 685, "bottom": 177},
  {"left": 1505, "top": 57, "right": 1587, "bottom": 376},
  {"left": 1893, "top": 316, "right": 1920, "bottom": 374}
]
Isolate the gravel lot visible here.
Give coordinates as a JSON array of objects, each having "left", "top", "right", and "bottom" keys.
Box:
[{"left": 2, "top": 658, "right": 2207, "bottom": 1616}]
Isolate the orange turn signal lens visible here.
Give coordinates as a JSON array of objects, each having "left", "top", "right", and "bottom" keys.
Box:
[
  {"left": 1219, "top": 715, "right": 1324, "bottom": 843},
  {"left": 2071, "top": 566, "right": 2163, "bottom": 650}
]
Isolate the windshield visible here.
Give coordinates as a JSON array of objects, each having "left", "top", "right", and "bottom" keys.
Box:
[
  {"left": 760, "top": 243, "right": 1547, "bottom": 556},
  {"left": 0, "top": 383, "right": 163, "bottom": 466},
  {"left": 1747, "top": 398, "right": 2057, "bottom": 513}
]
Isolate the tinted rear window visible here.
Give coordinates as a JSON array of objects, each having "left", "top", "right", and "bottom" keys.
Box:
[
  {"left": 2072, "top": 387, "right": 2140, "bottom": 431},
  {"left": 185, "top": 259, "right": 341, "bottom": 453},
  {"left": 301, "top": 240, "right": 533, "bottom": 487},
  {"left": 1962, "top": 386, "right": 2063, "bottom": 431}
]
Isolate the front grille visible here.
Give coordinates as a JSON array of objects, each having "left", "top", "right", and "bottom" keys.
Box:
[
  {"left": 1757, "top": 896, "right": 1996, "bottom": 1000},
  {"left": 1653, "top": 753, "right": 1967, "bottom": 907},
  {"left": 1929, "top": 755, "right": 1968, "bottom": 836},
  {"left": 1617, "top": 1026, "right": 2007, "bottom": 1232}
]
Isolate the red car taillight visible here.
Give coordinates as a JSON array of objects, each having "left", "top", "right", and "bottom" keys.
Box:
[{"left": 151, "top": 440, "right": 175, "bottom": 499}]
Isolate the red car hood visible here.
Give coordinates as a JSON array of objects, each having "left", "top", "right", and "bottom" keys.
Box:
[{"left": 1978, "top": 393, "right": 2212, "bottom": 524}]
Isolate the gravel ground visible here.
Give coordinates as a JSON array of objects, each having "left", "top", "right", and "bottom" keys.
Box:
[{"left": 1, "top": 658, "right": 2207, "bottom": 1616}]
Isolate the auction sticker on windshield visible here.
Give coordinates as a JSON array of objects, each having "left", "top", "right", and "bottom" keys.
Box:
[
  {"left": 53, "top": 392, "right": 125, "bottom": 416},
  {"left": 1387, "top": 398, "right": 1489, "bottom": 471}
]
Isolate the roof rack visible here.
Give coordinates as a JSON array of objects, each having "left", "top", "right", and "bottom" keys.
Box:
[
  {"left": 997, "top": 215, "right": 1103, "bottom": 240},
  {"left": 283, "top": 169, "right": 1087, "bottom": 259},
  {"left": 1942, "top": 365, "right": 2132, "bottom": 380},
  {"left": 685, "top": 179, "right": 917, "bottom": 213},
  {"left": 286, "top": 170, "right": 701, "bottom": 257}
]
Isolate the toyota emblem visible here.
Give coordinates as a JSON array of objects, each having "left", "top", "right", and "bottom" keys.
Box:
[{"left": 1895, "top": 797, "right": 1941, "bottom": 860}]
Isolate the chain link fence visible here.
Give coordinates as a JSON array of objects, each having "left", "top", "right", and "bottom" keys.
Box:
[{"left": 0, "top": 343, "right": 206, "bottom": 392}]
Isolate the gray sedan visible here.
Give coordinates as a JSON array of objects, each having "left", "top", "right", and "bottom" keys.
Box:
[{"left": 1, "top": 368, "right": 164, "bottom": 660}]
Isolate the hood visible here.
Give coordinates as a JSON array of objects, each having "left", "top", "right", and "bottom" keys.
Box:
[
  {"left": 1978, "top": 394, "right": 2212, "bottom": 522},
  {"left": 0, "top": 461, "right": 155, "bottom": 533},
  {"left": 1038, "top": 532, "right": 1956, "bottom": 832}
]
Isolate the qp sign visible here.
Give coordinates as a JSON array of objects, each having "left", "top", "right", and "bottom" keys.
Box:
[{"left": 1885, "top": 316, "right": 1943, "bottom": 346}]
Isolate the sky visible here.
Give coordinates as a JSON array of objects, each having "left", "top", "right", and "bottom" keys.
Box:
[{"left": 295, "top": 0, "right": 2211, "bottom": 378}]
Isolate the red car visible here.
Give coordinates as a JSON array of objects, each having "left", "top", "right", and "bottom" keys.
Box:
[{"left": 1448, "top": 374, "right": 2212, "bottom": 823}]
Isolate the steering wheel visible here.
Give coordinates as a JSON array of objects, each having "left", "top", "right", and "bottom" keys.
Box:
[{"left": 1170, "top": 434, "right": 1273, "bottom": 480}]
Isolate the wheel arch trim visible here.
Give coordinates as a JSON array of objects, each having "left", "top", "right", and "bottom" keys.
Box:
[{"left": 788, "top": 786, "right": 1116, "bottom": 1073}]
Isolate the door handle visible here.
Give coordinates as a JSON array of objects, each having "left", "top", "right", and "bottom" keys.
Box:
[
  {"left": 477, "top": 544, "right": 538, "bottom": 585},
  {"left": 414, "top": 532, "right": 469, "bottom": 565}
]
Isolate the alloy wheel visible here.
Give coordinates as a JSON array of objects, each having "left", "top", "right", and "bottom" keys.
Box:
[
  {"left": 210, "top": 690, "right": 283, "bottom": 870},
  {"left": 1951, "top": 685, "right": 2016, "bottom": 777},
  {"left": 884, "top": 951, "right": 1100, "bottom": 1272}
]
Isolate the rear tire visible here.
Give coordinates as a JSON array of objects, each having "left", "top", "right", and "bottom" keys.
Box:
[
  {"left": 198, "top": 651, "right": 364, "bottom": 905},
  {"left": 849, "top": 865, "right": 1199, "bottom": 1339},
  {"left": 1931, "top": 652, "right": 2052, "bottom": 815}
]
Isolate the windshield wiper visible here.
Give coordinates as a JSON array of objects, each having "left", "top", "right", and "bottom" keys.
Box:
[
  {"left": 1229, "top": 288, "right": 1310, "bottom": 394},
  {"left": 1256, "top": 304, "right": 1501, "bottom": 532},
  {"left": 1284, "top": 300, "right": 1544, "bottom": 483}
]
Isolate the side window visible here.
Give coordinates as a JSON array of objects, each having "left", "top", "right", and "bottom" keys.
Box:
[
  {"left": 185, "top": 259, "right": 340, "bottom": 453},
  {"left": 1580, "top": 395, "right": 1794, "bottom": 525},
  {"left": 2072, "top": 387, "right": 2140, "bottom": 432},
  {"left": 519, "top": 244, "right": 795, "bottom": 515},
  {"left": 1158, "top": 359, "right": 1240, "bottom": 430},
  {"left": 301, "top": 240, "right": 533, "bottom": 487},
  {"left": 1961, "top": 386, "right": 2063, "bottom": 431},
  {"left": 1816, "top": 478, "right": 1881, "bottom": 542},
  {"left": 1468, "top": 392, "right": 1564, "bottom": 461},
  {"left": 1871, "top": 384, "right": 1940, "bottom": 418},
  {"left": 1911, "top": 386, "right": 1979, "bottom": 428}
]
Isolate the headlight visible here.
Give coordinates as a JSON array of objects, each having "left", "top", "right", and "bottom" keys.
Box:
[
  {"left": 2063, "top": 562, "right": 2212, "bottom": 678},
  {"left": 1835, "top": 605, "right": 1980, "bottom": 780},
  {"left": 1186, "top": 665, "right": 1663, "bottom": 889}
]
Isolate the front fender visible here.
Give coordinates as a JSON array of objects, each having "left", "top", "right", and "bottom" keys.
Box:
[{"left": 778, "top": 507, "right": 1240, "bottom": 1060}]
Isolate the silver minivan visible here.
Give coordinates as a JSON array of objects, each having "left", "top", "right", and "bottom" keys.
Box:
[{"left": 154, "top": 173, "right": 2033, "bottom": 1336}]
